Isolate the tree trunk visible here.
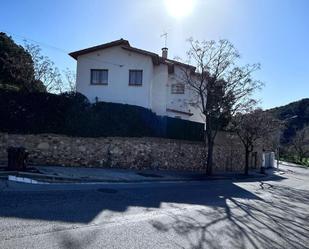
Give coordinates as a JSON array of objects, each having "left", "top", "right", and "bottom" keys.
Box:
[
  {"left": 244, "top": 147, "right": 250, "bottom": 175},
  {"left": 204, "top": 110, "right": 215, "bottom": 176},
  {"left": 206, "top": 139, "right": 214, "bottom": 176}
]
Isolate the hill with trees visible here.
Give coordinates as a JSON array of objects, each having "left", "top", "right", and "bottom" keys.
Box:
[
  {"left": 266, "top": 98, "right": 309, "bottom": 143},
  {"left": 266, "top": 98, "right": 309, "bottom": 166}
]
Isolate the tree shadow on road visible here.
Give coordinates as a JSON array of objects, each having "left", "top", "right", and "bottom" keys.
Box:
[
  {"left": 1, "top": 173, "right": 307, "bottom": 249},
  {"left": 150, "top": 183, "right": 309, "bottom": 249},
  {"left": 0, "top": 179, "right": 268, "bottom": 223}
]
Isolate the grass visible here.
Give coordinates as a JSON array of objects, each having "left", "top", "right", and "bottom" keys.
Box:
[{"left": 280, "top": 156, "right": 309, "bottom": 167}]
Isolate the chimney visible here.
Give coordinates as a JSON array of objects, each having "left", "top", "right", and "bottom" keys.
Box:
[{"left": 162, "top": 47, "right": 168, "bottom": 59}]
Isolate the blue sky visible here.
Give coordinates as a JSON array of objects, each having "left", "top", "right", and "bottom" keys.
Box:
[{"left": 1, "top": 0, "right": 308, "bottom": 109}]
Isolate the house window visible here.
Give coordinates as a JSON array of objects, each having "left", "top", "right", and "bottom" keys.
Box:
[
  {"left": 129, "top": 70, "right": 143, "bottom": 86},
  {"left": 171, "top": 83, "right": 185, "bottom": 94},
  {"left": 91, "top": 69, "right": 108, "bottom": 85}
]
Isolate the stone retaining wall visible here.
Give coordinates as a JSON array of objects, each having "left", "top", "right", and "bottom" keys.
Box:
[{"left": 0, "top": 133, "right": 261, "bottom": 172}]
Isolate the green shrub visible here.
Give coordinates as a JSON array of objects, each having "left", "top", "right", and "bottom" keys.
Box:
[{"left": 0, "top": 89, "right": 204, "bottom": 141}]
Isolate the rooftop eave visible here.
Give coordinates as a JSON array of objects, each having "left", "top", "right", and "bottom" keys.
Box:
[
  {"left": 68, "top": 39, "right": 130, "bottom": 60},
  {"left": 121, "top": 46, "right": 161, "bottom": 65}
]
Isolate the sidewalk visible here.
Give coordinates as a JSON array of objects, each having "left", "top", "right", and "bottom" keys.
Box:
[
  {"left": 275, "top": 161, "right": 309, "bottom": 176},
  {"left": 277, "top": 160, "right": 308, "bottom": 169},
  {"left": 37, "top": 165, "right": 271, "bottom": 182},
  {"left": 0, "top": 165, "right": 267, "bottom": 185},
  {"left": 35, "top": 166, "right": 203, "bottom": 183}
]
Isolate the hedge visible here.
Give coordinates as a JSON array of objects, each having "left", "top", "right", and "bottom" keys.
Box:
[{"left": 0, "top": 90, "right": 204, "bottom": 141}]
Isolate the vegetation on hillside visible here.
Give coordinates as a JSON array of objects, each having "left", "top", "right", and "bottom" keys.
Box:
[
  {"left": 266, "top": 98, "right": 309, "bottom": 143},
  {"left": 266, "top": 98, "right": 309, "bottom": 166}
]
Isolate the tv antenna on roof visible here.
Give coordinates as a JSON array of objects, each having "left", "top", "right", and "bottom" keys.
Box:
[{"left": 161, "top": 32, "right": 168, "bottom": 48}]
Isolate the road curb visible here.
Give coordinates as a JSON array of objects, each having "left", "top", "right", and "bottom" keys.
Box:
[{"left": 0, "top": 173, "right": 273, "bottom": 193}]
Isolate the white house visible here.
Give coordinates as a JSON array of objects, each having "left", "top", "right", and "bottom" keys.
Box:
[{"left": 69, "top": 39, "right": 204, "bottom": 123}]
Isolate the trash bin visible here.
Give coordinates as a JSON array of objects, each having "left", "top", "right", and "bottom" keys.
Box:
[{"left": 7, "top": 147, "right": 28, "bottom": 171}]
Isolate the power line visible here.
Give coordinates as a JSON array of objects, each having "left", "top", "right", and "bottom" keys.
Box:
[
  {"left": 1, "top": 29, "right": 68, "bottom": 53},
  {"left": 1, "top": 29, "right": 124, "bottom": 67}
]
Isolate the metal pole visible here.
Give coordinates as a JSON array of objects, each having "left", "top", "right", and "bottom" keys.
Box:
[{"left": 277, "top": 146, "right": 280, "bottom": 169}]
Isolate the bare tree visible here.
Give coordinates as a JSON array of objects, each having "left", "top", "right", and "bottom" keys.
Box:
[
  {"left": 63, "top": 68, "right": 76, "bottom": 92},
  {"left": 24, "top": 42, "right": 64, "bottom": 93},
  {"left": 230, "top": 109, "right": 280, "bottom": 175},
  {"left": 291, "top": 126, "right": 309, "bottom": 163},
  {"left": 180, "top": 39, "right": 262, "bottom": 175}
]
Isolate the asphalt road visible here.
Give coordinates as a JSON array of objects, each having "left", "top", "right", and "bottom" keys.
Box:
[{"left": 0, "top": 164, "right": 308, "bottom": 249}]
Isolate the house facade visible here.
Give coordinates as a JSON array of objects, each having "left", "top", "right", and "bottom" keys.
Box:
[{"left": 69, "top": 39, "right": 204, "bottom": 123}]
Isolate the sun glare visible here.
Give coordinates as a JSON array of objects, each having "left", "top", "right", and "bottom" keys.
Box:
[{"left": 165, "top": 0, "right": 195, "bottom": 18}]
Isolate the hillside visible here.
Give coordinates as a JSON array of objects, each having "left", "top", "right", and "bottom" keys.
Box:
[{"left": 266, "top": 98, "right": 309, "bottom": 143}]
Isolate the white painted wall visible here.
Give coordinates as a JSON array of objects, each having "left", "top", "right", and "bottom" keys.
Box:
[
  {"left": 76, "top": 46, "right": 153, "bottom": 108},
  {"left": 151, "top": 64, "right": 168, "bottom": 116},
  {"left": 75, "top": 46, "right": 204, "bottom": 124}
]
